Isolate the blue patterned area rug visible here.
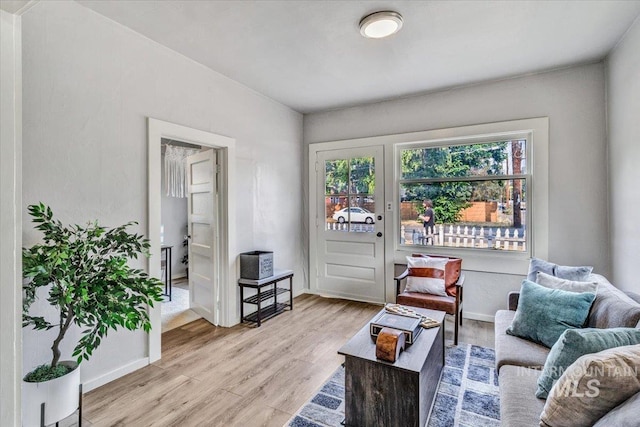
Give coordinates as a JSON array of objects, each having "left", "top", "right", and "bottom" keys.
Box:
[{"left": 286, "top": 344, "right": 500, "bottom": 427}]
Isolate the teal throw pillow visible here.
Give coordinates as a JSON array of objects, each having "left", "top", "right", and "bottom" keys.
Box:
[
  {"left": 506, "top": 280, "right": 596, "bottom": 348},
  {"left": 537, "top": 327, "right": 640, "bottom": 399}
]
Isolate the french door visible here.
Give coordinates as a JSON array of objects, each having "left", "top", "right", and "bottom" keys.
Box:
[{"left": 312, "top": 146, "right": 385, "bottom": 303}]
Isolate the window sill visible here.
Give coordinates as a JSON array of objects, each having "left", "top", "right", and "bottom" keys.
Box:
[{"left": 395, "top": 245, "right": 529, "bottom": 275}]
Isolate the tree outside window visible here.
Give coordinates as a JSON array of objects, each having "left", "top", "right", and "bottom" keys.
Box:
[{"left": 399, "top": 139, "right": 528, "bottom": 251}]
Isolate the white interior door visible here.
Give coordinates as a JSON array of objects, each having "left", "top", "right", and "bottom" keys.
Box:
[
  {"left": 313, "top": 146, "right": 385, "bottom": 303},
  {"left": 187, "top": 149, "right": 219, "bottom": 325}
]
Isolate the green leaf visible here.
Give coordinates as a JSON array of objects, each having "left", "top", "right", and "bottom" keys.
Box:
[{"left": 22, "top": 203, "right": 164, "bottom": 365}]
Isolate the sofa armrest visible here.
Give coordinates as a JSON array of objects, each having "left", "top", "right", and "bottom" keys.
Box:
[{"left": 508, "top": 292, "right": 520, "bottom": 311}]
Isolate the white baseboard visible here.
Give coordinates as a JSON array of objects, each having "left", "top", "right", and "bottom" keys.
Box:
[
  {"left": 82, "top": 357, "right": 149, "bottom": 392},
  {"left": 293, "top": 288, "right": 308, "bottom": 298},
  {"left": 303, "top": 290, "right": 495, "bottom": 323},
  {"left": 464, "top": 311, "right": 495, "bottom": 323}
]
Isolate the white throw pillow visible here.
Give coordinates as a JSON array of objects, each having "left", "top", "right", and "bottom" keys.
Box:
[
  {"left": 404, "top": 276, "right": 448, "bottom": 296},
  {"left": 536, "top": 271, "right": 598, "bottom": 294},
  {"left": 404, "top": 256, "right": 449, "bottom": 296},
  {"left": 407, "top": 256, "right": 437, "bottom": 268}
]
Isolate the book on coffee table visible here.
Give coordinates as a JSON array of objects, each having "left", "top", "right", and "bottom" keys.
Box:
[{"left": 370, "top": 311, "right": 422, "bottom": 344}]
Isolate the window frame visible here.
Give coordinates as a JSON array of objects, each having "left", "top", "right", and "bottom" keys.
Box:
[
  {"left": 390, "top": 118, "right": 548, "bottom": 275},
  {"left": 397, "top": 133, "right": 531, "bottom": 256}
]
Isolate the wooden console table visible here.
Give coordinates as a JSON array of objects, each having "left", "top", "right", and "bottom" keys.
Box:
[
  {"left": 238, "top": 269, "right": 293, "bottom": 326},
  {"left": 338, "top": 307, "right": 445, "bottom": 427}
]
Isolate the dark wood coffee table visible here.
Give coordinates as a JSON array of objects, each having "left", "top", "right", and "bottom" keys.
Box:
[{"left": 338, "top": 307, "right": 446, "bottom": 427}]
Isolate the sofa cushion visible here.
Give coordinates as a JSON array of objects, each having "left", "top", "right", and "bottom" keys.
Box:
[
  {"left": 540, "top": 344, "right": 640, "bottom": 427},
  {"left": 587, "top": 274, "right": 640, "bottom": 329},
  {"left": 506, "top": 280, "right": 596, "bottom": 348},
  {"left": 499, "top": 365, "right": 546, "bottom": 427},
  {"left": 495, "top": 310, "right": 549, "bottom": 372},
  {"left": 592, "top": 392, "right": 640, "bottom": 427},
  {"left": 536, "top": 271, "right": 598, "bottom": 294},
  {"left": 536, "top": 327, "right": 640, "bottom": 399},
  {"left": 527, "top": 258, "right": 593, "bottom": 282}
]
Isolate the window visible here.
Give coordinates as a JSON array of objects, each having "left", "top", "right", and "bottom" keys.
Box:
[
  {"left": 324, "top": 156, "right": 376, "bottom": 232},
  {"left": 398, "top": 138, "right": 529, "bottom": 252}
]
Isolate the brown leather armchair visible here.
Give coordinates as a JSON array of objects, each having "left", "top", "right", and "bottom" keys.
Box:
[{"left": 394, "top": 254, "right": 464, "bottom": 345}]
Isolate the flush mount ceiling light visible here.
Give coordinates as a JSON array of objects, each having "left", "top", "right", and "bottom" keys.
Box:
[{"left": 359, "top": 11, "right": 403, "bottom": 39}]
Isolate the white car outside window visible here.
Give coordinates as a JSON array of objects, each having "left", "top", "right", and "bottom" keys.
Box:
[{"left": 332, "top": 207, "right": 375, "bottom": 224}]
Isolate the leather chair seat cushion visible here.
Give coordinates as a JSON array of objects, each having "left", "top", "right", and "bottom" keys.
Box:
[{"left": 397, "top": 292, "right": 455, "bottom": 314}]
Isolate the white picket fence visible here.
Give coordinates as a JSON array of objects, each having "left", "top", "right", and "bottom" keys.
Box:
[
  {"left": 325, "top": 222, "right": 375, "bottom": 232},
  {"left": 401, "top": 224, "right": 526, "bottom": 251},
  {"left": 325, "top": 221, "right": 526, "bottom": 251}
]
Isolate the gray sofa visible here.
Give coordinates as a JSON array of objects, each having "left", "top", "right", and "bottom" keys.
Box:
[{"left": 494, "top": 274, "right": 640, "bottom": 426}]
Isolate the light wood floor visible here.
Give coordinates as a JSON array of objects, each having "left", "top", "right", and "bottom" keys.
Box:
[{"left": 81, "top": 294, "right": 494, "bottom": 427}]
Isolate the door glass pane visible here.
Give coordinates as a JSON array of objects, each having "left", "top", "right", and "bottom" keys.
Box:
[
  {"left": 349, "top": 157, "right": 375, "bottom": 233},
  {"left": 325, "top": 157, "right": 375, "bottom": 233},
  {"left": 347, "top": 197, "right": 375, "bottom": 232},
  {"left": 325, "top": 159, "right": 348, "bottom": 194},
  {"left": 325, "top": 160, "right": 348, "bottom": 232}
]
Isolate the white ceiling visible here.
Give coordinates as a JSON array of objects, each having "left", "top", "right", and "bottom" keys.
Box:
[{"left": 76, "top": 0, "right": 640, "bottom": 113}]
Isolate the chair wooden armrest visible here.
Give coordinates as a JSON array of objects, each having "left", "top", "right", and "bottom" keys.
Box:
[
  {"left": 455, "top": 274, "right": 465, "bottom": 304},
  {"left": 394, "top": 269, "right": 409, "bottom": 295}
]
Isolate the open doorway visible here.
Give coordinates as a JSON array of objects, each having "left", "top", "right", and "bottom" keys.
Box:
[
  {"left": 160, "top": 138, "right": 204, "bottom": 332},
  {"left": 148, "top": 118, "right": 237, "bottom": 363}
]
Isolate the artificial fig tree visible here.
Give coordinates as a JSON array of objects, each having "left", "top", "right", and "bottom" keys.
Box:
[{"left": 22, "top": 203, "right": 164, "bottom": 381}]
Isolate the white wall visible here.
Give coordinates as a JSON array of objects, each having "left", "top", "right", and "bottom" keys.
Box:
[
  {"left": 606, "top": 18, "right": 640, "bottom": 293},
  {"left": 0, "top": 9, "right": 22, "bottom": 427},
  {"left": 21, "top": 0, "right": 303, "bottom": 390},
  {"left": 304, "top": 64, "right": 608, "bottom": 320},
  {"left": 160, "top": 149, "right": 188, "bottom": 279}
]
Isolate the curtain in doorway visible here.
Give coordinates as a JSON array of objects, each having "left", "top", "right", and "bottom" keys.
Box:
[{"left": 164, "top": 145, "right": 200, "bottom": 198}]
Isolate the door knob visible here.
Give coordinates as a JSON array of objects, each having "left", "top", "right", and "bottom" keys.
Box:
[{"left": 377, "top": 232, "right": 383, "bottom": 237}]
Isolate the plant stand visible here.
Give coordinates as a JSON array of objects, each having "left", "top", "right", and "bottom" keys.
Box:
[{"left": 38, "top": 384, "right": 82, "bottom": 427}]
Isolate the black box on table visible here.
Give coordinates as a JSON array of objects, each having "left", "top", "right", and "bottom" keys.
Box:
[{"left": 240, "top": 251, "right": 273, "bottom": 279}]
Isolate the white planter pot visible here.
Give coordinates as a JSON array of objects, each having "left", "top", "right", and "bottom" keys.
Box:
[{"left": 22, "top": 361, "right": 80, "bottom": 427}]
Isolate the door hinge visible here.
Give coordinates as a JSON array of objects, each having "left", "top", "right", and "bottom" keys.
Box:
[
  {"left": 215, "top": 164, "right": 221, "bottom": 173},
  {"left": 315, "top": 162, "right": 319, "bottom": 172}
]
